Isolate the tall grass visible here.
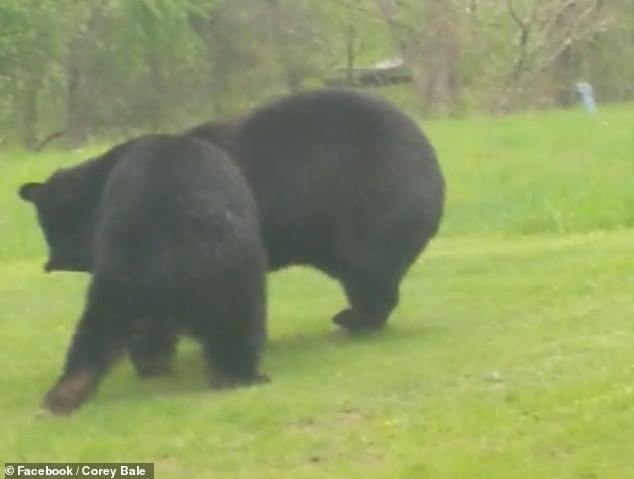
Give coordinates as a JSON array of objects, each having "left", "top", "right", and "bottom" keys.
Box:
[{"left": 426, "top": 103, "right": 634, "bottom": 235}]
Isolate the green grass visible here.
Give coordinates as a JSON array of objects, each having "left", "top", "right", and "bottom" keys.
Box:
[
  {"left": 427, "top": 103, "right": 634, "bottom": 235},
  {"left": 1, "top": 105, "right": 633, "bottom": 477}
]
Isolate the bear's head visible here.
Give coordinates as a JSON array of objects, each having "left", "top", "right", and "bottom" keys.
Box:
[{"left": 19, "top": 165, "right": 100, "bottom": 273}]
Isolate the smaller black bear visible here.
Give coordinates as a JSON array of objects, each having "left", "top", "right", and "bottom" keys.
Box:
[{"left": 19, "top": 134, "right": 267, "bottom": 415}]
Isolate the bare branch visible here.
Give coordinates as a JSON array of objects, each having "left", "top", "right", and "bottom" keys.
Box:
[{"left": 506, "top": 0, "right": 525, "bottom": 31}]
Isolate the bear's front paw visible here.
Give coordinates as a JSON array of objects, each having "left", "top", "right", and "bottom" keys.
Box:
[
  {"left": 210, "top": 372, "right": 270, "bottom": 390},
  {"left": 42, "top": 390, "right": 81, "bottom": 416},
  {"left": 252, "top": 373, "right": 270, "bottom": 385},
  {"left": 41, "top": 371, "right": 97, "bottom": 416},
  {"left": 332, "top": 308, "right": 357, "bottom": 329},
  {"left": 332, "top": 309, "right": 386, "bottom": 332}
]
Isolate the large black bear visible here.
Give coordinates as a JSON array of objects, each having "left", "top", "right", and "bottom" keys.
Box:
[
  {"left": 186, "top": 88, "right": 445, "bottom": 331},
  {"left": 19, "top": 134, "right": 267, "bottom": 415}
]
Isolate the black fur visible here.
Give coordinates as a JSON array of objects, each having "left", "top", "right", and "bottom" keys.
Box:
[
  {"left": 186, "top": 89, "right": 445, "bottom": 331},
  {"left": 20, "top": 134, "right": 267, "bottom": 414}
]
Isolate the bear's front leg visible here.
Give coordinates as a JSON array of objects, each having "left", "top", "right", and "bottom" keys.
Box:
[
  {"left": 43, "top": 370, "right": 100, "bottom": 416},
  {"left": 43, "top": 281, "right": 127, "bottom": 415}
]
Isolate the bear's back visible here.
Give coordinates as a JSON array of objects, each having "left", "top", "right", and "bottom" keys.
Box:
[
  {"left": 236, "top": 89, "right": 429, "bottom": 156},
  {"left": 103, "top": 135, "right": 254, "bottom": 221},
  {"left": 234, "top": 89, "right": 442, "bottom": 204},
  {"left": 94, "top": 135, "right": 261, "bottom": 282}
]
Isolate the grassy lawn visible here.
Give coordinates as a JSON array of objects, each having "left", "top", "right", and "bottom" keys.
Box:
[{"left": 1, "top": 105, "right": 632, "bottom": 477}]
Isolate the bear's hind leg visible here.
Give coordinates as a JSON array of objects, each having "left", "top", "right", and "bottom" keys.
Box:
[
  {"left": 128, "top": 320, "right": 177, "bottom": 378},
  {"left": 333, "top": 226, "right": 427, "bottom": 332},
  {"left": 333, "top": 208, "right": 432, "bottom": 332},
  {"left": 200, "top": 315, "right": 269, "bottom": 389},
  {"left": 191, "top": 285, "right": 268, "bottom": 389},
  {"left": 333, "top": 269, "right": 400, "bottom": 332}
]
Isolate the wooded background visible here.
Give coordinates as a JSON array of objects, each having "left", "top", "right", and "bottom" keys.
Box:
[{"left": 1, "top": 0, "right": 632, "bottom": 149}]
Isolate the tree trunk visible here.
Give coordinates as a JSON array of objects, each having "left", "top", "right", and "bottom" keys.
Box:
[
  {"left": 375, "top": 0, "right": 461, "bottom": 113},
  {"left": 345, "top": 24, "right": 356, "bottom": 86},
  {"left": 65, "top": 3, "right": 110, "bottom": 148},
  {"left": 286, "top": 69, "right": 302, "bottom": 93},
  {"left": 552, "top": 44, "right": 576, "bottom": 107},
  {"left": 66, "top": 33, "right": 90, "bottom": 148},
  {"left": 21, "top": 74, "right": 40, "bottom": 150}
]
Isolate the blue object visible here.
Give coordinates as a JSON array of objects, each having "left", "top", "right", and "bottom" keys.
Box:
[{"left": 575, "top": 82, "right": 596, "bottom": 113}]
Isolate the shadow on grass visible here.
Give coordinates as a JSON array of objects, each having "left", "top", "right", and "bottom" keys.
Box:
[{"left": 92, "top": 321, "right": 436, "bottom": 406}]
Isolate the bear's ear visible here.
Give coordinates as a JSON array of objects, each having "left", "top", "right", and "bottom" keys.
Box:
[{"left": 19, "top": 182, "right": 43, "bottom": 202}]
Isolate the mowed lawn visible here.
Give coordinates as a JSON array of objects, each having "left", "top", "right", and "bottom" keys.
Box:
[{"left": 0, "top": 104, "right": 632, "bottom": 478}]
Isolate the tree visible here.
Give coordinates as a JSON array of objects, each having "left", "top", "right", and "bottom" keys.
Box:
[
  {"left": 503, "top": 0, "right": 621, "bottom": 108},
  {"left": 375, "top": 0, "right": 462, "bottom": 112},
  {"left": 0, "top": 0, "right": 633, "bottom": 149},
  {"left": 0, "top": 0, "right": 74, "bottom": 148}
]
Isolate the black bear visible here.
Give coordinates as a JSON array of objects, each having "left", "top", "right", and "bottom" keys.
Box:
[
  {"left": 186, "top": 88, "right": 445, "bottom": 331},
  {"left": 19, "top": 134, "right": 267, "bottom": 415}
]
